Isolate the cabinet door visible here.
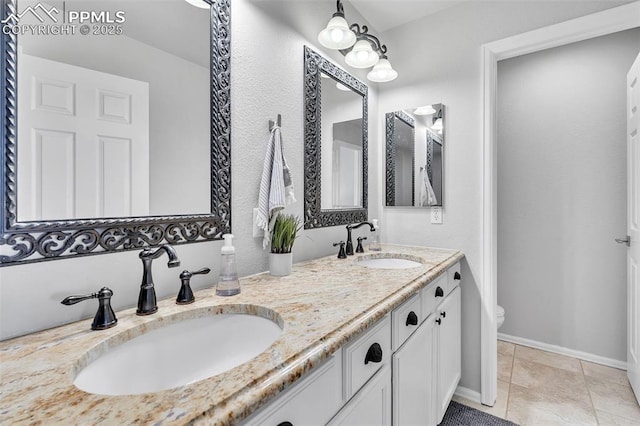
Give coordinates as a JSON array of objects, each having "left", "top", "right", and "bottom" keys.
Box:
[
  {"left": 436, "top": 286, "right": 461, "bottom": 423},
  {"left": 243, "top": 355, "right": 342, "bottom": 426},
  {"left": 392, "top": 313, "right": 438, "bottom": 426},
  {"left": 328, "top": 366, "right": 391, "bottom": 426}
]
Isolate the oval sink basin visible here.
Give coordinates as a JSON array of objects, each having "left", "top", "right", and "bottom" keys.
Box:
[
  {"left": 356, "top": 256, "right": 422, "bottom": 269},
  {"left": 74, "top": 313, "right": 282, "bottom": 395}
]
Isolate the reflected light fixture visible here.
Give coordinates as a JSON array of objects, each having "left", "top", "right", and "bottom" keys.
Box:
[
  {"left": 414, "top": 105, "right": 436, "bottom": 116},
  {"left": 318, "top": 0, "right": 356, "bottom": 50},
  {"left": 431, "top": 107, "right": 444, "bottom": 131},
  {"left": 184, "top": 0, "right": 209, "bottom": 9},
  {"left": 318, "top": 0, "right": 397, "bottom": 83},
  {"left": 336, "top": 82, "right": 351, "bottom": 91}
]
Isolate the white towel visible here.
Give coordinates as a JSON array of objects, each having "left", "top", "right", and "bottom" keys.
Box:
[
  {"left": 256, "top": 125, "right": 296, "bottom": 249},
  {"left": 420, "top": 167, "right": 438, "bottom": 207}
]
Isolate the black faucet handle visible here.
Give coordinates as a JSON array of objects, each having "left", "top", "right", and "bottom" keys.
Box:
[
  {"left": 177, "top": 267, "right": 211, "bottom": 305},
  {"left": 356, "top": 236, "right": 368, "bottom": 253},
  {"left": 61, "top": 287, "right": 117, "bottom": 330},
  {"left": 333, "top": 241, "right": 347, "bottom": 259}
]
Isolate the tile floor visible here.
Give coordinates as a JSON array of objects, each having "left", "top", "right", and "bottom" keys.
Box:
[{"left": 452, "top": 340, "right": 640, "bottom": 425}]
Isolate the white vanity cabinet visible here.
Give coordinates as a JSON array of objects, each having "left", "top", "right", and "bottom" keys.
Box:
[
  {"left": 328, "top": 366, "right": 392, "bottom": 426},
  {"left": 392, "top": 263, "right": 461, "bottom": 426},
  {"left": 392, "top": 311, "right": 438, "bottom": 425},
  {"left": 242, "top": 354, "right": 344, "bottom": 426},
  {"left": 435, "top": 285, "right": 461, "bottom": 423},
  {"left": 243, "top": 262, "right": 462, "bottom": 426}
]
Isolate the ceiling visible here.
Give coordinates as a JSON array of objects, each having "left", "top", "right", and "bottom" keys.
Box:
[{"left": 348, "top": 0, "right": 465, "bottom": 33}]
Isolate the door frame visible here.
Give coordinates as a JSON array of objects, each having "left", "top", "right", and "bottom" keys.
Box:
[{"left": 480, "top": 2, "right": 640, "bottom": 406}]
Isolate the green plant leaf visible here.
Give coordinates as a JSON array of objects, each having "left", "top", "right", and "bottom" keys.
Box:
[{"left": 271, "top": 214, "right": 301, "bottom": 254}]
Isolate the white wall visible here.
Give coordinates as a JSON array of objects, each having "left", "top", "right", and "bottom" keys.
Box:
[
  {"left": 377, "top": 0, "right": 632, "bottom": 393},
  {"left": 497, "top": 28, "right": 640, "bottom": 362},
  {"left": 0, "top": 0, "right": 380, "bottom": 340}
]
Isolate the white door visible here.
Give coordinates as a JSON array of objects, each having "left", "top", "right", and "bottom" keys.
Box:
[
  {"left": 17, "top": 52, "right": 149, "bottom": 221},
  {"left": 627, "top": 52, "right": 640, "bottom": 403},
  {"left": 392, "top": 313, "right": 437, "bottom": 426}
]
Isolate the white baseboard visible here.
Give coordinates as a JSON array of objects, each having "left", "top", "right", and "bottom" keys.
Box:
[
  {"left": 498, "top": 332, "right": 626, "bottom": 370},
  {"left": 454, "top": 386, "right": 482, "bottom": 404}
]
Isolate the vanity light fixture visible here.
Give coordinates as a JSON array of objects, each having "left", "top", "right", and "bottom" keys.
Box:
[
  {"left": 184, "top": 0, "right": 209, "bottom": 9},
  {"left": 318, "top": 0, "right": 357, "bottom": 50},
  {"left": 318, "top": 0, "right": 398, "bottom": 82},
  {"left": 414, "top": 105, "right": 436, "bottom": 116},
  {"left": 336, "top": 82, "right": 352, "bottom": 91}
]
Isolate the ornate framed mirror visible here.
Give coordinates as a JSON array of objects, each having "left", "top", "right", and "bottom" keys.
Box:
[
  {"left": 0, "top": 0, "right": 231, "bottom": 265},
  {"left": 384, "top": 103, "right": 444, "bottom": 208},
  {"left": 303, "top": 46, "right": 368, "bottom": 229}
]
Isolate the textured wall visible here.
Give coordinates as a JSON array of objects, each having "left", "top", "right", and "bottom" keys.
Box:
[{"left": 497, "top": 28, "right": 640, "bottom": 362}]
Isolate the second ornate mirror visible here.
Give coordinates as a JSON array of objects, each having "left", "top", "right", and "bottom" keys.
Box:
[{"left": 303, "top": 46, "right": 368, "bottom": 229}]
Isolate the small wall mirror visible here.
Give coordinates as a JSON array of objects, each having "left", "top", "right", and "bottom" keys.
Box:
[
  {"left": 304, "top": 46, "right": 368, "bottom": 229},
  {"left": 385, "top": 104, "right": 444, "bottom": 208}
]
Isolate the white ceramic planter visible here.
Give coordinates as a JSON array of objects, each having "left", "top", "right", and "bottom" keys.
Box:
[{"left": 269, "top": 252, "right": 293, "bottom": 276}]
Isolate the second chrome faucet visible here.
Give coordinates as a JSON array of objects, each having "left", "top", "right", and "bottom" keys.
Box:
[{"left": 137, "top": 244, "right": 181, "bottom": 315}]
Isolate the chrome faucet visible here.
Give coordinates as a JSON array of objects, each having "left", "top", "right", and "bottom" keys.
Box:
[
  {"left": 137, "top": 244, "right": 180, "bottom": 315},
  {"left": 345, "top": 222, "right": 375, "bottom": 256}
]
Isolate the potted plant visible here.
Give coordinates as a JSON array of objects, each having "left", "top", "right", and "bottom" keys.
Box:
[{"left": 269, "top": 214, "right": 301, "bottom": 276}]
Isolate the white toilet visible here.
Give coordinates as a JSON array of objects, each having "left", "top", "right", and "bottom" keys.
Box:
[{"left": 496, "top": 305, "right": 505, "bottom": 330}]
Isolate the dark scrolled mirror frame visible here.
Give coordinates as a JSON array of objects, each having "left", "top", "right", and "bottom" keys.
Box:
[
  {"left": 0, "top": 0, "right": 231, "bottom": 266},
  {"left": 385, "top": 110, "right": 415, "bottom": 207},
  {"left": 303, "top": 46, "right": 368, "bottom": 229}
]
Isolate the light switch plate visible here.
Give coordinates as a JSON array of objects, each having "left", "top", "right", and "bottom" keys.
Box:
[
  {"left": 252, "top": 208, "right": 264, "bottom": 237},
  {"left": 431, "top": 207, "right": 443, "bottom": 224}
]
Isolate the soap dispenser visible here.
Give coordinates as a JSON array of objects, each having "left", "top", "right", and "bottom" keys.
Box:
[
  {"left": 216, "top": 234, "right": 240, "bottom": 296},
  {"left": 369, "top": 219, "right": 381, "bottom": 251}
]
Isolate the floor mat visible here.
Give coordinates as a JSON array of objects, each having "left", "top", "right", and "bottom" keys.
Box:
[{"left": 439, "top": 401, "right": 519, "bottom": 426}]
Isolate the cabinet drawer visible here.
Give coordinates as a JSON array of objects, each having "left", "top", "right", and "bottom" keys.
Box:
[
  {"left": 243, "top": 354, "right": 343, "bottom": 426},
  {"left": 447, "top": 262, "right": 462, "bottom": 292},
  {"left": 391, "top": 294, "right": 422, "bottom": 351},
  {"left": 343, "top": 315, "right": 391, "bottom": 400},
  {"left": 422, "top": 274, "right": 447, "bottom": 315}
]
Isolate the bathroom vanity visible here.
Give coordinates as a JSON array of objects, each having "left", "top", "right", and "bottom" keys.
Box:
[{"left": 0, "top": 245, "right": 463, "bottom": 425}]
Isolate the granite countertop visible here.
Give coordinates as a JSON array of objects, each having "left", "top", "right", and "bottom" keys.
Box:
[{"left": 0, "top": 244, "right": 464, "bottom": 425}]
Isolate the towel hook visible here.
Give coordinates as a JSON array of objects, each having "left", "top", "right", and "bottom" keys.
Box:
[{"left": 269, "top": 114, "right": 282, "bottom": 131}]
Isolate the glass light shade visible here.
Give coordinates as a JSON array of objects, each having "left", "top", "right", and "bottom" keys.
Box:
[
  {"left": 345, "top": 40, "right": 379, "bottom": 69},
  {"left": 367, "top": 59, "right": 398, "bottom": 82},
  {"left": 432, "top": 118, "right": 443, "bottom": 131},
  {"left": 318, "top": 16, "right": 356, "bottom": 50},
  {"left": 184, "top": 0, "right": 209, "bottom": 9},
  {"left": 336, "top": 82, "right": 351, "bottom": 91},
  {"left": 414, "top": 105, "right": 436, "bottom": 115}
]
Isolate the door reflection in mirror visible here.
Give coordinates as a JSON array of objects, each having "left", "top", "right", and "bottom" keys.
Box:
[
  {"left": 320, "top": 72, "right": 364, "bottom": 210},
  {"left": 385, "top": 104, "right": 444, "bottom": 207},
  {"left": 15, "top": 0, "right": 211, "bottom": 221}
]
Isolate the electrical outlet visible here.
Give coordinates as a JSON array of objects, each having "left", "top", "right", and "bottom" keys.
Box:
[
  {"left": 252, "top": 208, "right": 264, "bottom": 237},
  {"left": 431, "top": 207, "right": 443, "bottom": 224}
]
